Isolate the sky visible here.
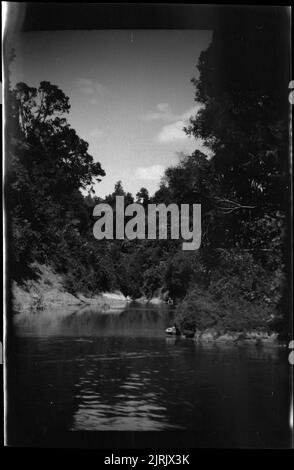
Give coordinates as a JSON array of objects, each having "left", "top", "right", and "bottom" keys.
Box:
[{"left": 10, "top": 30, "right": 212, "bottom": 197}]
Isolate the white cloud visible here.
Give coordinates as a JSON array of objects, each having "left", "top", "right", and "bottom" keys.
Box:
[
  {"left": 157, "top": 105, "right": 206, "bottom": 145},
  {"left": 179, "top": 105, "right": 202, "bottom": 120},
  {"left": 143, "top": 103, "right": 174, "bottom": 121},
  {"left": 143, "top": 103, "right": 202, "bottom": 123},
  {"left": 158, "top": 120, "right": 189, "bottom": 143},
  {"left": 77, "top": 78, "right": 110, "bottom": 101},
  {"left": 157, "top": 103, "right": 170, "bottom": 112},
  {"left": 135, "top": 165, "right": 165, "bottom": 181},
  {"left": 157, "top": 116, "right": 212, "bottom": 156},
  {"left": 143, "top": 102, "right": 204, "bottom": 145}
]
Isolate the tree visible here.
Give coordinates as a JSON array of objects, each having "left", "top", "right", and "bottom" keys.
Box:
[
  {"left": 10, "top": 81, "right": 105, "bottom": 193},
  {"left": 174, "top": 7, "right": 291, "bottom": 336},
  {"left": 186, "top": 8, "right": 290, "bottom": 210},
  {"left": 105, "top": 180, "right": 134, "bottom": 207},
  {"left": 6, "top": 80, "right": 106, "bottom": 278},
  {"left": 136, "top": 187, "right": 149, "bottom": 207}
]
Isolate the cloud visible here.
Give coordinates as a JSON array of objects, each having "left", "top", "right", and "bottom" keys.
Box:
[
  {"left": 179, "top": 105, "right": 202, "bottom": 121},
  {"left": 143, "top": 102, "right": 204, "bottom": 145},
  {"left": 157, "top": 105, "right": 206, "bottom": 145},
  {"left": 77, "top": 78, "right": 110, "bottom": 101},
  {"left": 156, "top": 109, "right": 212, "bottom": 156},
  {"left": 143, "top": 103, "right": 202, "bottom": 123},
  {"left": 135, "top": 165, "right": 165, "bottom": 181},
  {"left": 143, "top": 103, "right": 174, "bottom": 121},
  {"left": 158, "top": 122, "right": 212, "bottom": 154},
  {"left": 158, "top": 120, "right": 189, "bottom": 143}
]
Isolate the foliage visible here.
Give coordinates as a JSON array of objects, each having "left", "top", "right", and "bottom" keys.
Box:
[
  {"left": 173, "top": 8, "right": 290, "bottom": 336},
  {"left": 7, "top": 7, "right": 290, "bottom": 338}
]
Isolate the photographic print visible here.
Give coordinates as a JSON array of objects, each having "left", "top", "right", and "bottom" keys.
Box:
[{"left": 2, "top": 3, "right": 293, "bottom": 450}]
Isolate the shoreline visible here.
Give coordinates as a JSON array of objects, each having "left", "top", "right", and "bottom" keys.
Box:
[
  {"left": 11, "top": 264, "right": 170, "bottom": 315},
  {"left": 11, "top": 264, "right": 283, "bottom": 346},
  {"left": 188, "top": 329, "right": 280, "bottom": 345},
  {"left": 11, "top": 264, "right": 131, "bottom": 314}
]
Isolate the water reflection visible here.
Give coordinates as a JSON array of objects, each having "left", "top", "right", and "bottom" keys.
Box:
[
  {"left": 13, "top": 303, "right": 173, "bottom": 337},
  {"left": 9, "top": 304, "right": 291, "bottom": 446}
]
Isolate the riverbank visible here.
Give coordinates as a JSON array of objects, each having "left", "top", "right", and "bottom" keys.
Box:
[
  {"left": 165, "top": 325, "right": 280, "bottom": 344},
  {"left": 12, "top": 263, "right": 130, "bottom": 314},
  {"left": 11, "top": 263, "right": 172, "bottom": 315},
  {"left": 11, "top": 264, "right": 282, "bottom": 345},
  {"left": 173, "top": 283, "right": 285, "bottom": 345},
  {"left": 192, "top": 329, "right": 278, "bottom": 343}
]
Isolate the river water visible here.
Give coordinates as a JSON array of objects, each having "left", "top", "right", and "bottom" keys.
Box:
[{"left": 7, "top": 303, "right": 291, "bottom": 447}]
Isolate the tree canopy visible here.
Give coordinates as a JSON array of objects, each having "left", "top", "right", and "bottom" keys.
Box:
[{"left": 7, "top": 8, "right": 290, "bottom": 337}]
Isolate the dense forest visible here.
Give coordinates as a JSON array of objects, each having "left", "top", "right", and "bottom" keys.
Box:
[{"left": 6, "top": 8, "right": 291, "bottom": 337}]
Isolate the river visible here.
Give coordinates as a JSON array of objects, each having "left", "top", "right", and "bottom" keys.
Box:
[{"left": 7, "top": 303, "right": 291, "bottom": 448}]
